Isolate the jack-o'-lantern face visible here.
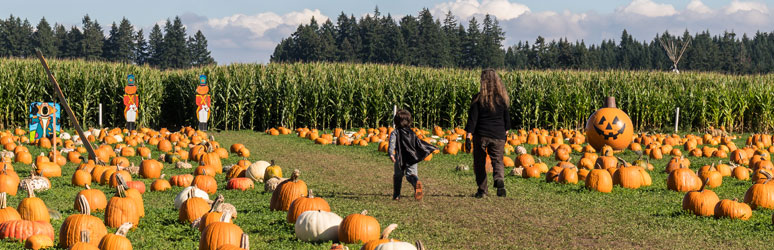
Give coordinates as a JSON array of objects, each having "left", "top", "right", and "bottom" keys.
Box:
[
  {"left": 585, "top": 107, "right": 633, "bottom": 151},
  {"left": 593, "top": 115, "right": 626, "bottom": 140}
]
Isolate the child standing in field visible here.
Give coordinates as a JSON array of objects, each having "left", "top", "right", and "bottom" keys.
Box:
[{"left": 389, "top": 110, "right": 437, "bottom": 201}]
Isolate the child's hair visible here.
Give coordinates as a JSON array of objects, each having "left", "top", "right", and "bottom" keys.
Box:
[{"left": 393, "top": 109, "right": 412, "bottom": 128}]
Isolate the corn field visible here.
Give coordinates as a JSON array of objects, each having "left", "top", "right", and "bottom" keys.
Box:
[{"left": 0, "top": 58, "right": 772, "bottom": 132}]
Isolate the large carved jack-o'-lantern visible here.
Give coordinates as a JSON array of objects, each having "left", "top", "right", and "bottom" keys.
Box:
[{"left": 585, "top": 97, "right": 633, "bottom": 151}]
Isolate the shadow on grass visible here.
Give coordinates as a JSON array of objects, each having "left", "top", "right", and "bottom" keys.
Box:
[
  {"left": 328, "top": 191, "right": 471, "bottom": 198},
  {"left": 651, "top": 210, "right": 687, "bottom": 218}
]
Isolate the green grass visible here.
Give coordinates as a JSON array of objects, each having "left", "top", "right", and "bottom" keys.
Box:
[{"left": 0, "top": 130, "right": 771, "bottom": 249}]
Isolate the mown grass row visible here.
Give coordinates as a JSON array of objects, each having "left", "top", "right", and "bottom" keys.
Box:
[{"left": 1, "top": 58, "right": 772, "bottom": 132}]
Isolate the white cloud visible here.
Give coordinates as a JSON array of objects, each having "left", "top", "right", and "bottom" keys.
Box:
[
  {"left": 431, "top": 0, "right": 530, "bottom": 21},
  {"left": 725, "top": 0, "right": 769, "bottom": 14},
  {"left": 207, "top": 9, "right": 328, "bottom": 38},
  {"left": 686, "top": 0, "right": 712, "bottom": 14},
  {"left": 618, "top": 0, "right": 678, "bottom": 17}
]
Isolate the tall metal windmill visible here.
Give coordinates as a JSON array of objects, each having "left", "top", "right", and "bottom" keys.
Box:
[{"left": 658, "top": 34, "right": 692, "bottom": 74}]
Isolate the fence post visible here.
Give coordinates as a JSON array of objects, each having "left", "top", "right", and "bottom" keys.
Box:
[{"left": 675, "top": 107, "right": 680, "bottom": 133}]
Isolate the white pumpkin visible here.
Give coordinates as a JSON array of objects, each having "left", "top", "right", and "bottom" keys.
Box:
[
  {"left": 174, "top": 186, "right": 210, "bottom": 209},
  {"left": 59, "top": 132, "right": 72, "bottom": 140},
  {"left": 295, "top": 210, "right": 342, "bottom": 242},
  {"left": 245, "top": 160, "right": 271, "bottom": 182},
  {"left": 374, "top": 242, "right": 418, "bottom": 250}
]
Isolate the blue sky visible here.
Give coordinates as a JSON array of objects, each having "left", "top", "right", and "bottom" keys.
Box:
[{"left": 2, "top": 0, "right": 772, "bottom": 64}]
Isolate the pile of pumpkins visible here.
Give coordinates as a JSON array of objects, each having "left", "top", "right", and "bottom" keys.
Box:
[
  {"left": 0, "top": 126, "right": 264, "bottom": 249},
  {"left": 511, "top": 143, "right": 652, "bottom": 193},
  {"left": 673, "top": 147, "right": 774, "bottom": 222}
]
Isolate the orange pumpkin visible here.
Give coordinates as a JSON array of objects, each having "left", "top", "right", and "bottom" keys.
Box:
[
  {"left": 104, "top": 185, "right": 139, "bottom": 228},
  {"left": 585, "top": 97, "right": 633, "bottom": 151},
  {"left": 361, "top": 224, "right": 400, "bottom": 250},
  {"left": 198, "top": 211, "right": 243, "bottom": 250},
  {"left": 287, "top": 189, "right": 330, "bottom": 223},
  {"left": 139, "top": 159, "right": 163, "bottom": 179},
  {"left": 17, "top": 185, "right": 49, "bottom": 223},
  {"left": 338, "top": 210, "right": 380, "bottom": 244},
  {"left": 98, "top": 222, "right": 133, "bottom": 250},
  {"left": 59, "top": 194, "right": 108, "bottom": 248},
  {"left": 269, "top": 169, "right": 308, "bottom": 211}
]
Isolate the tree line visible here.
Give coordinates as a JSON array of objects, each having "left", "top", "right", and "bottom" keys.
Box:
[
  {"left": 272, "top": 7, "right": 774, "bottom": 74},
  {"left": 0, "top": 15, "right": 215, "bottom": 69}
]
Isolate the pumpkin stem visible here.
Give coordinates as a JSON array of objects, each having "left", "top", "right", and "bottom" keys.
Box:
[
  {"left": 733, "top": 198, "right": 739, "bottom": 202},
  {"left": 290, "top": 169, "right": 300, "bottom": 181},
  {"left": 0, "top": 192, "right": 6, "bottom": 209},
  {"left": 80, "top": 230, "right": 91, "bottom": 243},
  {"left": 762, "top": 170, "right": 772, "bottom": 184},
  {"left": 604, "top": 96, "right": 616, "bottom": 108},
  {"left": 160, "top": 174, "right": 166, "bottom": 179},
  {"left": 210, "top": 194, "right": 224, "bottom": 213},
  {"left": 307, "top": 189, "right": 315, "bottom": 199},
  {"left": 240, "top": 233, "right": 249, "bottom": 249},
  {"left": 116, "top": 173, "right": 129, "bottom": 190},
  {"left": 416, "top": 240, "right": 426, "bottom": 250},
  {"left": 360, "top": 210, "right": 368, "bottom": 216},
  {"left": 270, "top": 160, "right": 275, "bottom": 166},
  {"left": 699, "top": 178, "right": 709, "bottom": 191},
  {"left": 219, "top": 210, "right": 233, "bottom": 223},
  {"left": 115, "top": 223, "right": 132, "bottom": 236},
  {"left": 26, "top": 183, "right": 34, "bottom": 198},
  {"left": 116, "top": 184, "right": 126, "bottom": 198},
  {"left": 616, "top": 157, "right": 628, "bottom": 167},
  {"left": 76, "top": 194, "right": 91, "bottom": 215},
  {"left": 381, "top": 224, "right": 398, "bottom": 239}
]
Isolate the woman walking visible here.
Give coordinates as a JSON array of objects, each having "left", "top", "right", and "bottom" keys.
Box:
[{"left": 465, "top": 69, "right": 511, "bottom": 198}]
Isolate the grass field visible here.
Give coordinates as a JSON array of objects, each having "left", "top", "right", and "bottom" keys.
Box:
[{"left": 0, "top": 130, "right": 771, "bottom": 249}]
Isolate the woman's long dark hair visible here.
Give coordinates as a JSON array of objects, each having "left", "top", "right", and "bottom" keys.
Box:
[{"left": 474, "top": 69, "right": 510, "bottom": 111}]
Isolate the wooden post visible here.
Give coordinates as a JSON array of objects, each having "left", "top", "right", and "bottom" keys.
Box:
[
  {"left": 35, "top": 50, "right": 97, "bottom": 161},
  {"left": 99, "top": 103, "right": 102, "bottom": 128},
  {"left": 52, "top": 110, "right": 56, "bottom": 164},
  {"left": 675, "top": 107, "right": 680, "bottom": 133}
]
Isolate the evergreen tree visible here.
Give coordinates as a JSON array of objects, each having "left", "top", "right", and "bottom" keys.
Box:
[
  {"left": 188, "top": 30, "right": 215, "bottom": 66},
  {"left": 102, "top": 18, "right": 136, "bottom": 63},
  {"left": 335, "top": 13, "right": 359, "bottom": 62},
  {"left": 480, "top": 14, "right": 505, "bottom": 68},
  {"left": 416, "top": 9, "right": 447, "bottom": 67},
  {"left": 32, "top": 17, "right": 57, "bottom": 57},
  {"left": 161, "top": 17, "right": 190, "bottom": 69},
  {"left": 293, "top": 17, "right": 322, "bottom": 61},
  {"left": 319, "top": 20, "right": 337, "bottom": 61},
  {"left": 53, "top": 23, "right": 67, "bottom": 57},
  {"left": 0, "top": 16, "right": 34, "bottom": 57},
  {"left": 60, "top": 26, "right": 83, "bottom": 58},
  {"left": 80, "top": 15, "right": 104, "bottom": 60},
  {"left": 147, "top": 24, "right": 163, "bottom": 67},
  {"left": 134, "top": 29, "right": 149, "bottom": 65},
  {"left": 462, "top": 17, "right": 481, "bottom": 68},
  {"left": 378, "top": 14, "right": 406, "bottom": 64},
  {"left": 399, "top": 15, "right": 420, "bottom": 65},
  {"left": 443, "top": 11, "right": 462, "bottom": 67}
]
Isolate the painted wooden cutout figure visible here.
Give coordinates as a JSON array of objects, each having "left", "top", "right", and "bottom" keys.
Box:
[
  {"left": 195, "top": 75, "right": 211, "bottom": 131},
  {"left": 29, "top": 102, "right": 61, "bottom": 141},
  {"left": 123, "top": 74, "right": 139, "bottom": 131}
]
